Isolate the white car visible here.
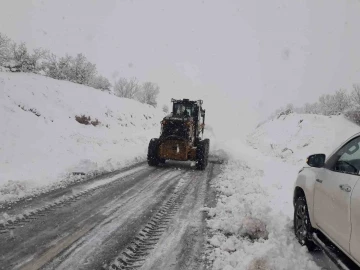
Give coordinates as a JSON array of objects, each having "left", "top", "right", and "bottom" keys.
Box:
[{"left": 293, "top": 133, "right": 360, "bottom": 267}]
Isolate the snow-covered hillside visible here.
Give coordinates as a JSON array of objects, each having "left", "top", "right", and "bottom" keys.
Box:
[
  {"left": 0, "top": 72, "right": 164, "bottom": 202},
  {"left": 206, "top": 113, "right": 360, "bottom": 269}
]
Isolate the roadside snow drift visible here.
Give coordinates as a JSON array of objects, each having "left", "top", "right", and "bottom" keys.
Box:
[
  {"left": 0, "top": 72, "right": 164, "bottom": 202},
  {"left": 205, "top": 113, "right": 360, "bottom": 269},
  {"left": 249, "top": 113, "right": 360, "bottom": 164}
]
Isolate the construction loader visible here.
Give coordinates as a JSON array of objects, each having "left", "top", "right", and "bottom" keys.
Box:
[{"left": 147, "top": 99, "right": 210, "bottom": 170}]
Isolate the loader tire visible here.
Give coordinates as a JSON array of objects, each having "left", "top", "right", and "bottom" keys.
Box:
[
  {"left": 203, "top": 138, "right": 210, "bottom": 168},
  {"left": 148, "top": 138, "right": 160, "bottom": 166},
  {"left": 196, "top": 139, "right": 210, "bottom": 170}
]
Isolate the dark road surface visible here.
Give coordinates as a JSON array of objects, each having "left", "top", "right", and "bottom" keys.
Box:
[{"left": 0, "top": 161, "right": 220, "bottom": 270}]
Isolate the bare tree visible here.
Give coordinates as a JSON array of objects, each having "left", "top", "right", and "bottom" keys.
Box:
[
  {"left": 303, "top": 103, "right": 310, "bottom": 114},
  {"left": 162, "top": 104, "right": 169, "bottom": 113},
  {"left": 114, "top": 77, "right": 140, "bottom": 99},
  {"left": 304, "top": 103, "right": 315, "bottom": 114},
  {"left": 43, "top": 53, "right": 59, "bottom": 78},
  {"left": 285, "top": 103, "right": 294, "bottom": 112},
  {"left": 70, "top": 53, "right": 97, "bottom": 85},
  {"left": 317, "top": 89, "right": 350, "bottom": 115},
  {"left": 9, "top": 42, "right": 31, "bottom": 71},
  {"left": 137, "top": 82, "right": 160, "bottom": 107},
  {"left": 43, "top": 53, "right": 111, "bottom": 92},
  {"left": 3, "top": 41, "right": 48, "bottom": 73},
  {"left": 333, "top": 89, "right": 351, "bottom": 113},
  {"left": 0, "top": 33, "right": 11, "bottom": 65},
  {"left": 46, "top": 53, "right": 96, "bottom": 85},
  {"left": 318, "top": 94, "right": 334, "bottom": 115},
  {"left": 351, "top": 84, "right": 360, "bottom": 107},
  {"left": 30, "top": 47, "right": 48, "bottom": 73},
  {"left": 57, "top": 54, "right": 73, "bottom": 80},
  {"left": 0, "top": 33, "right": 158, "bottom": 98},
  {"left": 114, "top": 78, "right": 128, "bottom": 98}
]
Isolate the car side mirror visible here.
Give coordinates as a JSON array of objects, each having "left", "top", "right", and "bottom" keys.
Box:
[{"left": 306, "top": 154, "right": 326, "bottom": 168}]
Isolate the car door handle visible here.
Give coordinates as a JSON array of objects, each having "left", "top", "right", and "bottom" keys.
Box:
[
  {"left": 339, "top": 184, "right": 352, "bottom": 192},
  {"left": 316, "top": 179, "right": 323, "bottom": 183}
]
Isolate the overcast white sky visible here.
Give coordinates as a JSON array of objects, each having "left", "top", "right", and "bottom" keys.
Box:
[{"left": 1, "top": 0, "right": 360, "bottom": 138}]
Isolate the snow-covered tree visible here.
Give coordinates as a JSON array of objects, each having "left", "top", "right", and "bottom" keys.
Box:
[
  {"left": 0, "top": 33, "right": 11, "bottom": 66},
  {"left": 0, "top": 33, "right": 161, "bottom": 97},
  {"left": 303, "top": 102, "right": 319, "bottom": 114},
  {"left": 351, "top": 84, "right": 360, "bottom": 108},
  {"left": 89, "top": 75, "right": 111, "bottom": 92},
  {"left": 42, "top": 53, "right": 59, "bottom": 78},
  {"left": 3, "top": 41, "right": 48, "bottom": 73},
  {"left": 10, "top": 42, "right": 32, "bottom": 71},
  {"left": 162, "top": 104, "right": 169, "bottom": 113},
  {"left": 137, "top": 82, "right": 160, "bottom": 107},
  {"left": 319, "top": 90, "right": 350, "bottom": 115},
  {"left": 285, "top": 103, "right": 294, "bottom": 112},
  {"left": 70, "top": 53, "right": 97, "bottom": 85},
  {"left": 30, "top": 47, "right": 48, "bottom": 73},
  {"left": 114, "top": 77, "right": 140, "bottom": 99},
  {"left": 57, "top": 54, "right": 73, "bottom": 80},
  {"left": 333, "top": 89, "right": 351, "bottom": 113},
  {"left": 318, "top": 94, "right": 336, "bottom": 115}
]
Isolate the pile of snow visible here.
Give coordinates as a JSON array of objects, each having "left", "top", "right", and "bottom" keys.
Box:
[
  {"left": 205, "top": 113, "right": 360, "bottom": 269},
  {"left": 205, "top": 159, "right": 319, "bottom": 270},
  {"left": 0, "top": 72, "right": 165, "bottom": 202},
  {"left": 248, "top": 113, "right": 360, "bottom": 164}
]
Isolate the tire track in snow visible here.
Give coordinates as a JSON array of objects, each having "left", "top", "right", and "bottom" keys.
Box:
[
  {"left": 105, "top": 164, "right": 217, "bottom": 270},
  {"left": 34, "top": 168, "right": 187, "bottom": 270},
  {"left": 0, "top": 166, "right": 179, "bottom": 269},
  {"left": 140, "top": 163, "right": 217, "bottom": 270},
  {"left": 105, "top": 175, "right": 196, "bottom": 270},
  {"left": 0, "top": 164, "right": 149, "bottom": 234}
]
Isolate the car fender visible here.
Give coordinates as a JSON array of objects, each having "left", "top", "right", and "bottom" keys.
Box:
[{"left": 294, "top": 167, "right": 319, "bottom": 229}]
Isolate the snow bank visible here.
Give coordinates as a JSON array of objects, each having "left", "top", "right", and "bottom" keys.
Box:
[
  {"left": 206, "top": 160, "right": 318, "bottom": 270},
  {"left": 205, "top": 113, "right": 360, "bottom": 269},
  {"left": 0, "top": 72, "right": 164, "bottom": 202},
  {"left": 249, "top": 113, "right": 360, "bottom": 165}
]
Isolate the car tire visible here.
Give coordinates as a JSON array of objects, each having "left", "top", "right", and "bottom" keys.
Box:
[{"left": 294, "top": 196, "right": 317, "bottom": 251}]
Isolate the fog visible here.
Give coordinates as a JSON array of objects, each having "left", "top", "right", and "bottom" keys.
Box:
[{"left": 2, "top": 0, "right": 360, "bottom": 139}]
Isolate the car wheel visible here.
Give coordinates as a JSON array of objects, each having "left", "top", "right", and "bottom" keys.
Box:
[{"left": 294, "top": 196, "right": 317, "bottom": 251}]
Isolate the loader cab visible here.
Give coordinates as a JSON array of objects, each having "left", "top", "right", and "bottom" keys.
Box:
[
  {"left": 172, "top": 101, "right": 195, "bottom": 118},
  {"left": 169, "top": 98, "right": 205, "bottom": 142},
  {"left": 171, "top": 99, "right": 203, "bottom": 121}
]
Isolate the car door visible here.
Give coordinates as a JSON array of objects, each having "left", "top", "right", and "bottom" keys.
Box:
[
  {"left": 314, "top": 136, "right": 360, "bottom": 253},
  {"left": 350, "top": 179, "right": 360, "bottom": 263}
]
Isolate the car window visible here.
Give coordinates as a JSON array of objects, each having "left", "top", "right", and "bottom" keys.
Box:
[{"left": 330, "top": 136, "right": 360, "bottom": 174}]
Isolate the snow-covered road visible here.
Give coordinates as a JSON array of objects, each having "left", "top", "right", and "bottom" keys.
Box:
[{"left": 0, "top": 161, "right": 219, "bottom": 270}]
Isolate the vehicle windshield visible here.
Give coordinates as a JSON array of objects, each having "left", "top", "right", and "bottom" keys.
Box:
[{"left": 173, "top": 103, "right": 193, "bottom": 117}]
